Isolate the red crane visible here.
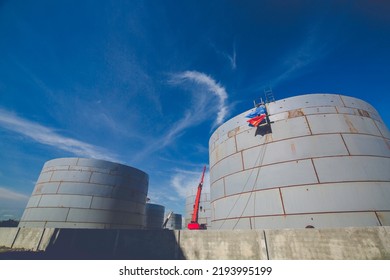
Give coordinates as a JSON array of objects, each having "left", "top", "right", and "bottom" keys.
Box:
[{"left": 187, "top": 166, "right": 207, "bottom": 230}]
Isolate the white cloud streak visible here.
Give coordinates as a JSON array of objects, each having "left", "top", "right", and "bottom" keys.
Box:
[
  {"left": 252, "top": 25, "right": 334, "bottom": 91},
  {"left": 171, "top": 70, "right": 228, "bottom": 126},
  {"left": 170, "top": 167, "right": 210, "bottom": 199},
  {"left": 0, "top": 187, "right": 29, "bottom": 202},
  {"left": 0, "top": 108, "right": 118, "bottom": 162},
  {"left": 271, "top": 22, "right": 338, "bottom": 86},
  {"left": 211, "top": 42, "right": 237, "bottom": 70},
  {"left": 271, "top": 31, "right": 323, "bottom": 86},
  {"left": 133, "top": 71, "right": 229, "bottom": 161},
  {"left": 0, "top": 187, "right": 29, "bottom": 221},
  {"left": 226, "top": 43, "right": 237, "bottom": 70}
]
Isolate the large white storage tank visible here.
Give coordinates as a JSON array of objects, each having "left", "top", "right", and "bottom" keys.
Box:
[
  {"left": 19, "top": 158, "right": 148, "bottom": 229},
  {"left": 209, "top": 93, "right": 390, "bottom": 230}
]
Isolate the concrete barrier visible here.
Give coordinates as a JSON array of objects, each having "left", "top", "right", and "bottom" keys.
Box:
[
  {"left": 0, "top": 227, "right": 19, "bottom": 248},
  {"left": 178, "top": 230, "right": 267, "bottom": 259},
  {"left": 265, "top": 226, "right": 390, "bottom": 260},
  {"left": 12, "top": 228, "right": 45, "bottom": 251},
  {"left": 1, "top": 226, "right": 389, "bottom": 259}
]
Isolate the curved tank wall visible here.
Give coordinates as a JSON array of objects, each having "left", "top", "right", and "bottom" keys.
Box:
[
  {"left": 145, "top": 203, "right": 165, "bottom": 229},
  {"left": 209, "top": 93, "right": 390, "bottom": 230},
  {"left": 185, "top": 192, "right": 212, "bottom": 229},
  {"left": 19, "top": 158, "right": 149, "bottom": 229},
  {"left": 166, "top": 213, "right": 183, "bottom": 230}
]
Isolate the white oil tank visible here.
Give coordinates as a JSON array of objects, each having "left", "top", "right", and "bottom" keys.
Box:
[
  {"left": 19, "top": 158, "right": 148, "bottom": 229},
  {"left": 185, "top": 191, "right": 212, "bottom": 229},
  {"left": 209, "top": 94, "right": 390, "bottom": 229},
  {"left": 145, "top": 203, "right": 165, "bottom": 229},
  {"left": 165, "top": 213, "right": 183, "bottom": 230}
]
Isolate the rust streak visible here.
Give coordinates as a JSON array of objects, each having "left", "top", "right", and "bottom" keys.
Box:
[
  {"left": 290, "top": 143, "right": 296, "bottom": 154},
  {"left": 344, "top": 115, "right": 358, "bottom": 133},
  {"left": 228, "top": 127, "right": 240, "bottom": 138},
  {"left": 288, "top": 109, "right": 305, "bottom": 118},
  {"left": 240, "top": 151, "right": 245, "bottom": 171},
  {"left": 385, "top": 139, "right": 390, "bottom": 151},
  {"left": 215, "top": 147, "right": 220, "bottom": 163},
  {"left": 357, "top": 109, "right": 370, "bottom": 118},
  {"left": 35, "top": 184, "right": 43, "bottom": 194}
]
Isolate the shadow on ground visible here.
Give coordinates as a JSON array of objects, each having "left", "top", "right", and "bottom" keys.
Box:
[{"left": 0, "top": 229, "right": 186, "bottom": 260}]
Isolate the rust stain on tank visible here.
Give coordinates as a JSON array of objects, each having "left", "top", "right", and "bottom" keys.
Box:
[
  {"left": 228, "top": 127, "right": 240, "bottom": 138},
  {"left": 265, "top": 134, "right": 273, "bottom": 143},
  {"left": 214, "top": 145, "right": 222, "bottom": 162},
  {"left": 288, "top": 109, "right": 304, "bottom": 118},
  {"left": 291, "top": 143, "right": 296, "bottom": 154},
  {"left": 385, "top": 139, "right": 390, "bottom": 151},
  {"left": 35, "top": 184, "right": 43, "bottom": 194},
  {"left": 357, "top": 109, "right": 370, "bottom": 118},
  {"left": 344, "top": 115, "right": 358, "bottom": 133}
]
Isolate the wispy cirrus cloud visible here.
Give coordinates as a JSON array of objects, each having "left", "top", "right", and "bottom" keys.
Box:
[
  {"left": 146, "top": 167, "right": 210, "bottom": 214},
  {"left": 0, "top": 186, "right": 29, "bottom": 220},
  {"left": 0, "top": 187, "right": 29, "bottom": 202},
  {"left": 251, "top": 24, "right": 335, "bottom": 91},
  {"left": 0, "top": 108, "right": 118, "bottom": 162},
  {"left": 271, "top": 30, "right": 326, "bottom": 86},
  {"left": 226, "top": 43, "right": 237, "bottom": 70},
  {"left": 170, "top": 167, "right": 210, "bottom": 198},
  {"left": 170, "top": 70, "right": 228, "bottom": 127},
  {"left": 211, "top": 42, "right": 237, "bottom": 70},
  {"left": 133, "top": 71, "right": 229, "bottom": 161}
]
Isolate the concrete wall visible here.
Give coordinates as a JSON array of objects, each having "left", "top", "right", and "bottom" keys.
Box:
[
  {"left": 0, "top": 227, "right": 18, "bottom": 248},
  {"left": 178, "top": 230, "right": 266, "bottom": 259},
  {"left": 1, "top": 226, "right": 389, "bottom": 260},
  {"left": 265, "top": 227, "right": 390, "bottom": 259}
]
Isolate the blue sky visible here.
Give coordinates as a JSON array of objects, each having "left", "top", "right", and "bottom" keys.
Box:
[{"left": 0, "top": 1, "right": 389, "bottom": 220}]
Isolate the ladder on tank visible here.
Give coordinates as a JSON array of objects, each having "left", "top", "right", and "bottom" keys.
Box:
[
  {"left": 264, "top": 87, "right": 275, "bottom": 103},
  {"left": 253, "top": 87, "right": 275, "bottom": 107},
  {"left": 251, "top": 88, "right": 274, "bottom": 136}
]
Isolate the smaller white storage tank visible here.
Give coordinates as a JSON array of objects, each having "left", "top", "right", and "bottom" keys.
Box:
[
  {"left": 165, "top": 213, "right": 182, "bottom": 230},
  {"left": 185, "top": 192, "right": 212, "bottom": 229},
  {"left": 145, "top": 203, "right": 165, "bottom": 229},
  {"left": 19, "top": 158, "right": 149, "bottom": 229}
]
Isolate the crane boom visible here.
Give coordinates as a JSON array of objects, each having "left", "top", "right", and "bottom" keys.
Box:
[{"left": 187, "top": 166, "right": 207, "bottom": 230}]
